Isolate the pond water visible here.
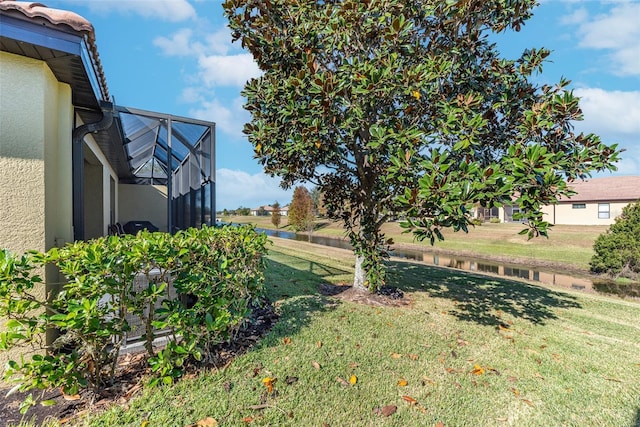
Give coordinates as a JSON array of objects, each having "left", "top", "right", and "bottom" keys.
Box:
[{"left": 255, "top": 228, "right": 640, "bottom": 300}]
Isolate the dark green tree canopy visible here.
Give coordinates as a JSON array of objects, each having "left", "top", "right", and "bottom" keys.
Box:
[{"left": 224, "top": 0, "right": 620, "bottom": 291}]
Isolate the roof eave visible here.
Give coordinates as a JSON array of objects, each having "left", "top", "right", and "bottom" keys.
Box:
[{"left": 0, "top": 10, "right": 109, "bottom": 108}]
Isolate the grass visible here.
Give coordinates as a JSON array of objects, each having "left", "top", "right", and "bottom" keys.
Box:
[
  {"left": 222, "top": 215, "right": 608, "bottom": 271},
  {"left": 80, "top": 238, "right": 639, "bottom": 427}
]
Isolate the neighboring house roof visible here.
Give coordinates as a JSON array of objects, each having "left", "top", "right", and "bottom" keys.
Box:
[
  {"left": 0, "top": 0, "right": 109, "bottom": 105},
  {"left": 560, "top": 176, "right": 640, "bottom": 203}
]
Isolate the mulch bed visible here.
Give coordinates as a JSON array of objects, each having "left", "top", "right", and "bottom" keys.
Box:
[
  {"left": 319, "top": 283, "right": 412, "bottom": 307},
  {"left": 0, "top": 300, "right": 279, "bottom": 426}
]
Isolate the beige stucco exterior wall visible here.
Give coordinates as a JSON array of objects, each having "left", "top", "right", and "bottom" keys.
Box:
[
  {"left": 542, "top": 202, "right": 629, "bottom": 225},
  {"left": 0, "top": 51, "right": 74, "bottom": 369},
  {"left": 118, "top": 184, "right": 168, "bottom": 232}
]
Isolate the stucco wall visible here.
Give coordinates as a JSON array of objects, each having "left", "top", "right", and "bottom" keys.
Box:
[
  {"left": 0, "top": 52, "right": 74, "bottom": 252},
  {"left": 543, "top": 202, "right": 629, "bottom": 225},
  {"left": 0, "top": 51, "right": 74, "bottom": 369},
  {"left": 118, "top": 184, "right": 168, "bottom": 232}
]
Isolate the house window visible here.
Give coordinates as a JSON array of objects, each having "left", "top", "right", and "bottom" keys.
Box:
[
  {"left": 598, "top": 203, "right": 610, "bottom": 219},
  {"left": 572, "top": 203, "right": 586, "bottom": 209}
]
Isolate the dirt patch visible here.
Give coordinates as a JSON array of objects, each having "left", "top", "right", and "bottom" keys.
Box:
[
  {"left": 319, "top": 283, "right": 412, "bottom": 307},
  {"left": 0, "top": 300, "right": 279, "bottom": 426}
]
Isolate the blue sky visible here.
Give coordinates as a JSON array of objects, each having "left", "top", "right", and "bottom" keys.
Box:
[{"left": 46, "top": 0, "right": 639, "bottom": 210}]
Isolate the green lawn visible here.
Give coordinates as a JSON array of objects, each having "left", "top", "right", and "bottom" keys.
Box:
[{"left": 81, "top": 238, "right": 639, "bottom": 427}]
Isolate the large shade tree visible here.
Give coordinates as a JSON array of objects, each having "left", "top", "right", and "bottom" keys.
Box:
[{"left": 223, "top": 0, "right": 620, "bottom": 291}]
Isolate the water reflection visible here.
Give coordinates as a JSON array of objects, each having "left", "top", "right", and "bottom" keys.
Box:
[
  {"left": 407, "top": 251, "right": 595, "bottom": 294},
  {"left": 254, "top": 227, "right": 638, "bottom": 299}
]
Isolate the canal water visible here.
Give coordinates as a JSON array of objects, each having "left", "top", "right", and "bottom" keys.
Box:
[{"left": 256, "top": 228, "right": 639, "bottom": 300}]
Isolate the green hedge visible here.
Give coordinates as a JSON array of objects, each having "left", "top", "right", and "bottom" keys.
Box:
[
  {"left": 590, "top": 202, "right": 640, "bottom": 279},
  {"left": 0, "top": 225, "right": 268, "bottom": 411}
]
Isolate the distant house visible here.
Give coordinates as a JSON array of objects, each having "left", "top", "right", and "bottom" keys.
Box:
[
  {"left": 251, "top": 205, "right": 289, "bottom": 216},
  {"left": 251, "top": 205, "right": 273, "bottom": 216},
  {"left": 475, "top": 176, "right": 640, "bottom": 225},
  {"left": 541, "top": 176, "right": 640, "bottom": 225}
]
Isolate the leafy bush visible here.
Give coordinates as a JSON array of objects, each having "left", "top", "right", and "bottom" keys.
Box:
[
  {"left": 0, "top": 225, "right": 268, "bottom": 409},
  {"left": 590, "top": 202, "right": 640, "bottom": 279}
]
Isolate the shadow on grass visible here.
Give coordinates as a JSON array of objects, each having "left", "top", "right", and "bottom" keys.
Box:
[
  {"left": 385, "top": 260, "right": 581, "bottom": 326},
  {"left": 260, "top": 252, "right": 351, "bottom": 341}
]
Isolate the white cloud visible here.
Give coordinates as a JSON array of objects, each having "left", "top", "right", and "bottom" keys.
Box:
[
  {"left": 154, "top": 29, "right": 203, "bottom": 57},
  {"left": 574, "top": 87, "right": 640, "bottom": 176},
  {"left": 573, "top": 3, "right": 640, "bottom": 76},
  {"left": 197, "top": 54, "right": 262, "bottom": 87},
  {"left": 154, "top": 27, "right": 260, "bottom": 88},
  {"left": 189, "top": 97, "right": 248, "bottom": 137},
  {"left": 216, "top": 169, "right": 293, "bottom": 210},
  {"left": 154, "top": 27, "right": 234, "bottom": 57},
  {"left": 82, "top": 0, "right": 196, "bottom": 22},
  {"left": 560, "top": 7, "right": 588, "bottom": 25},
  {"left": 574, "top": 88, "right": 640, "bottom": 136},
  {"left": 205, "top": 28, "right": 237, "bottom": 56}
]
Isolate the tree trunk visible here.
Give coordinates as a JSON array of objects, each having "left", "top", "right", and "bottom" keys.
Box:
[{"left": 353, "top": 255, "right": 367, "bottom": 291}]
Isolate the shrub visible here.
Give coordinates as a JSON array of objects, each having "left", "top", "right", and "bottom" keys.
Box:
[
  {"left": 590, "top": 202, "right": 640, "bottom": 279},
  {"left": 0, "top": 225, "right": 268, "bottom": 410},
  {"left": 489, "top": 217, "right": 501, "bottom": 223}
]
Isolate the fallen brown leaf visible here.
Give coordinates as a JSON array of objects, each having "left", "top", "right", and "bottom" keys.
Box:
[
  {"left": 283, "top": 337, "right": 291, "bottom": 345},
  {"left": 196, "top": 417, "right": 218, "bottom": 427},
  {"left": 520, "top": 398, "right": 535, "bottom": 407},
  {"left": 391, "top": 353, "right": 403, "bottom": 359},
  {"left": 402, "top": 395, "right": 418, "bottom": 405},
  {"left": 336, "top": 377, "right": 350, "bottom": 387},
  {"left": 62, "top": 393, "right": 81, "bottom": 401},
  {"left": 397, "top": 379, "right": 408, "bottom": 387},
  {"left": 312, "top": 361, "right": 321, "bottom": 370},
  {"left": 247, "top": 404, "right": 270, "bottom": 410},
  {"left": 471, "top": 364, "right": 484, "bottom": 375},
  {"left": 407, "top": 353, "right": 419, "bottom": 360},
  {"left": 262, "top": 377, "right": 276, "bottom": 393},
  {"left": 373, "top": 405, "right": 398, "bottom": 417}
]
